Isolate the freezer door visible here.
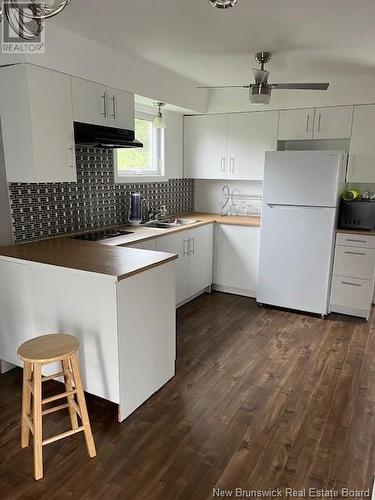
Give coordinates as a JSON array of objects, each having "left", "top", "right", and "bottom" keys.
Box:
[
  {"left": 263, "top": 151, "right": 345, "bottom": 207},
  {"left": 257, "top": 203, "right": 337, "bottom": 314}
]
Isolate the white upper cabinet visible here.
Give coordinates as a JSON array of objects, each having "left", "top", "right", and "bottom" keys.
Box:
[
  {"left": 184, "top": 112, "right": 278, "bottom": 180},
  {"left": 184, "top": 114, "right": 228, "bottom": 179},
  {"left": 278, "top": 108, "right": 315, "bottom": 140},
  {"left": 279, "top": 106, "right": 353, "bottom": 141},
  {"left": 227, "top": 111, "right": 278, "bottom": 180},
  {"left": 313, "top": 106, "right": 353, "bottom": 139},
  {"left": 347, "top": 105, "right": 375, "bottom": 182},
  {"left": 71, "top": 77, "right": 107, "bottom": 126},
  {"left": 106, "top": 88, "right": 134, "bottom": 130},
  {"left": 71, "top": 76, "right": 134, "bottom": 130},
  {"left": 0, "top": 64, "right": 76, "bottom": 183}
]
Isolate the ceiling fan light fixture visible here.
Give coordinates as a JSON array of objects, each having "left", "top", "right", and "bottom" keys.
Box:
[
  {"left": 250, "top": 84, "right": 271, "bottom": 105},
  {"left": 209, "top": 0, "right": 238, "bottom": 9}
]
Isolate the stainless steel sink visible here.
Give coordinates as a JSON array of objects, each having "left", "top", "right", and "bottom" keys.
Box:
[
  {"left": 142, "top": 221, "right": 174, "bottom": 228},
  {"left": 142, "top": 218, "right": 200, "bottom": 229}
]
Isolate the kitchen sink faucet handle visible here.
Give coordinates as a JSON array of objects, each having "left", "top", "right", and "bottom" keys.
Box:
[{"left": 160, "top": 205, "right": 168, "bottom": 218}]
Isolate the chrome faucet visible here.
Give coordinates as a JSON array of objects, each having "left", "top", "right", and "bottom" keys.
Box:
[{"left": 146, "top": 204, "right": 169, "bottom": 222}]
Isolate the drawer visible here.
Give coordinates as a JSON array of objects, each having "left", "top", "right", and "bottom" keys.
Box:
[
  {"left": 336, "top": 232, "right": 375, "bottom": 249},
  {"left": 333, "top": 245, "right": 375, "bottom": 280},
  {"left": 330, "top": 275, "right": 373, "bottom": 310}
]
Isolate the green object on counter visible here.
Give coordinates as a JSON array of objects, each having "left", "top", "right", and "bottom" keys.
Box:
[{"left": 342, "top": 189, "right": 361, "bottom": 201}]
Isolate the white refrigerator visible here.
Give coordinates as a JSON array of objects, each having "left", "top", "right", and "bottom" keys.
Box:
[{"left": 257, "top": 150, "right": 346, "bottom": 316}]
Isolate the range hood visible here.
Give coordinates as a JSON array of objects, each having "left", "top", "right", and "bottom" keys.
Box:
[{"left": 74, "top": 122, "right": 143, "bottom": 149}]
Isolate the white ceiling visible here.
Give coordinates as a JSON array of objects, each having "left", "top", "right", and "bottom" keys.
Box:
[{"left": 53, "top": 0, "right": 375, "bottom": 86}]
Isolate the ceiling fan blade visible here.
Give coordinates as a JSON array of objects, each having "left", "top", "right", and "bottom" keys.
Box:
[
  {"left": 252, "top": 68, "right": 269, "bottom": 84},
  {"left": 271, "top": 83, "right": 329, "bottom": 90},
  {"left": 196, "top": 85, "right": 250, "bottom": 89}
]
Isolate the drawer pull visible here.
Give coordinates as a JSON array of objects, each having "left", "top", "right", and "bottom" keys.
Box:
[
  {"left": 341, "top": 281, "right": 362, "bottom": 287},
  {"left": 345, "top": 238, "right": 367, "bottom": 243},
  {"left": 344, "top": 251, "right": 366, "bottom": 256}
]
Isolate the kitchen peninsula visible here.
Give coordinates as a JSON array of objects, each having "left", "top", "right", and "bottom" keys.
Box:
[{"left": 0, "top": 238, "right": 177, "bottom": 422}]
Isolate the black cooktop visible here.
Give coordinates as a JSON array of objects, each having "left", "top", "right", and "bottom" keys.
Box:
[{"left": 73, "top": 229, "right": 134, "bottom": 241}]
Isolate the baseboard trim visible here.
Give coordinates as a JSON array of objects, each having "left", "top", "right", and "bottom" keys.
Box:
[
  {"left": 330, "top": 303, "right": 370, "bottom": 320},
  {"left": 212, "top": 284, "right": 256, "bottom": 298},
  {"left": 177, "top": 286, "right": 212, "bottom": 308},
  {"left": 0, "top": 360, "right": 16, "bottom": 374}
]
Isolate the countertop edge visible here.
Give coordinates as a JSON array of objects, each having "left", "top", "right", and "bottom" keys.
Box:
[
  {"left": 336, "top": 229, "right": 375, "bottom": 236},
  {"left": 117, "top": 254, "right": 178, "bottom": 281}
]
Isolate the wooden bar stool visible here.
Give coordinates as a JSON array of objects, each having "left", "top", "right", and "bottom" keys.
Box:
[{"left": 17, "top": 334, "right": 96, "bottom": 480}]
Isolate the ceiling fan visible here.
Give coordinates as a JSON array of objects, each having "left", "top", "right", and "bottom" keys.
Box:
[{"left": 198, "top": 52, "right": 329, "bottom": 105}]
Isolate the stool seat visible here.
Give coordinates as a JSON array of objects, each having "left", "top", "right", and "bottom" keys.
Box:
[
  {"left": 17, "top": 334, "right": 79, "bottom": 364},
  {"left": 18, "top": 333, "right": 95, "bottom": 480}
]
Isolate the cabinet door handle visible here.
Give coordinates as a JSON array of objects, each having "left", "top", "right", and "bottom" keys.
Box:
[
  {"left": 189, "top": 237, "right": 195, "bottom": 254},
  {"left": 220, "top": 156, "right": 226, "bottom": 173},
  {"left": 341, "top": 281, "right": 362, "bottom": 287},
  {"left": 306, "top": 114, "right": 310, "bottom": 134},
  {"left": 230, "top": 157, "right": 235, "bottom": 174},
  {"left": 345, "top": 238, "right": 367, "bottom": 244},
  {"left": 344, "top": 251, "right": 366, "bottom": 256},
  {"left": 101, "top": 92, "right": 107, "bottom": 117},
  {"left": 317, "top": 112, "right": 322, "bottom": 133},
  {"left": 183, "top": 239, "right": 189, "bottom": 255},
  {"left": 110, "top": 94, "right": 116, "bottom": 118}
]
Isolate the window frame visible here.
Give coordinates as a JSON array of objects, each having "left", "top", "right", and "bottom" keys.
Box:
[{"left": 114, "top": 110, "right": 166, "bottom": 183}]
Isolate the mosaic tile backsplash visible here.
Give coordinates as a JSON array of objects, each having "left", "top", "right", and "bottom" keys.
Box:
[{"left": 9, "top": 147, "right": 195, "bottom": 243}]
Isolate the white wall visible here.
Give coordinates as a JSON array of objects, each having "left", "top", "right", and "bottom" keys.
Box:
[
  {"left": 0, "top": 132, "right": 12, "bottom": 246},
  {"left": 164, "top": 110, "right": 183, "bottom": 179},
  {"left": 135, "top": 104, "right": 183, "bottom": 179},
  {"left": 206, "top": 75, "right": 375, "bottom": 114},
  {"left": 195, "top": 179, "right": 262, "bottom": 215},
  {"left": 0, "top": 24, "right": 208, "bottom": 114}
]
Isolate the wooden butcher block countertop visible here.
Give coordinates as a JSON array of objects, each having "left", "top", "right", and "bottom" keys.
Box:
[
  {"left": 0, "top": 238, "right": 177, "bottom": 281},
  {"left": 100, "top": 213, "right": 261, "bottom": 247},
  {"left": 0, "top": 213, "right": 260, "bottom": 280}
]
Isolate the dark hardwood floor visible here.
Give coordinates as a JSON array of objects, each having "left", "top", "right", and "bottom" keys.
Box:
[{"left": 0, "top": 292, "right": 374, "bottom": 499}]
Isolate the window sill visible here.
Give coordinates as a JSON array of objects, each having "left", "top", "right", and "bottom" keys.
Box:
[{"left": 115, "top": 174, "right": 168, "bottom": 184}]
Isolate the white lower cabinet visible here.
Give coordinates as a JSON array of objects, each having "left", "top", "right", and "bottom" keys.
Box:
[
  {"left": 126, "top": 239, "right": 157, "bottom": 251},
  {"left": 187, "top": 224, "right": 214, "bottom": 296},
  {"left": 330, "top": 233, "right": 375, "bottom": 319},
  {"left": 214, "top": 224, "right": 260, "bottom": 297},
  {"left": 155, "top": 231, "right": 189, "bottom": 305},
  {"left": 156, "top": 224, "right": 214, "bottom": 306},
  {"left": 126, "top": 223, "right": 261, "bottom": 305}
]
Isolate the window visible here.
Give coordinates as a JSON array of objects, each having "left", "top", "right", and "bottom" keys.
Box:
[{"left": 115, "top": 113, "right": 164, "bottom": 181}]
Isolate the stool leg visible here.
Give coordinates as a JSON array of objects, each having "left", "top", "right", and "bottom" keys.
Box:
[
  {"left": 33, "top": 363, "right": 43, "bottom": 480},
  {"left": 69, "top": 354, "right": 96, "bottom": 458},
  {"left": 21, "top": 361, "right": 32, "bottom": 448},
  {"left": 62, "top": 358, "right": 78, "bottom": 430}
]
